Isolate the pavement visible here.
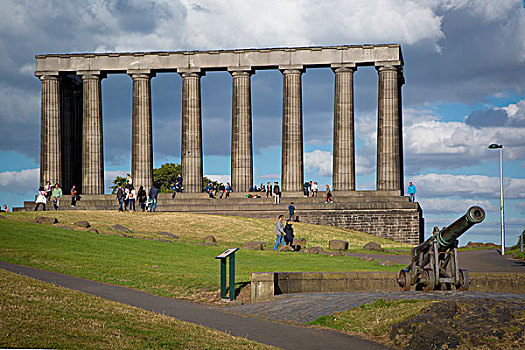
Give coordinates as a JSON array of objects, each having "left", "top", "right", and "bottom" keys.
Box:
[
  {"left": 0, "top": 260, "right": 388, "bottom": 350},
  {"left": 348, "top": 248, "right": 525, "bottom": 272}
]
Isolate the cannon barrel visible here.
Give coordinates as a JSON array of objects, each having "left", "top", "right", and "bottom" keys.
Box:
[{"left": 411, "top": 206, "right": 485, "bottom": 261}]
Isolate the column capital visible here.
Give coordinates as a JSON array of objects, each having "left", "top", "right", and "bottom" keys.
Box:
[
  {"left": 38, "top": 74, "right": 60, "bottom": 81},
  {"left": 128, "top": 70, "right": 156, "bottom": 79},
  {"left": 228, "top": 69, "right": 254, "bottom": 77},
  {"left": 331, "top": 66, "right": 356, "bottom": 74},
  {"left": 375, "top": 64, "right": 401, "bottom": 72},
  {"left": 78, "top": 71, "right": 106, "bottom": 80},
  {"left": 280, "top": 66, "right": 304, "bottom": 75},
  {"left": 177, "top": 68, "right": 205, "bottom": 78}
]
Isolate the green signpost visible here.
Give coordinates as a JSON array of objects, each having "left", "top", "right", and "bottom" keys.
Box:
[{"left": 215, "top": 248, "right": 239, "bottom": 300}]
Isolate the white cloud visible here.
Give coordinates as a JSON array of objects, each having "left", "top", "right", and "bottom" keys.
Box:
[
  {"left": 419, "top": 197, "right": 496, "bottom": 213},
  {"left": 0, "top": 168, "right": 39, "bottom": 194},
  {"left": 304, "top": 150, "right": 332, "bottom": 176},
  {"left": 410, "top": 173, "right": 525, "bottom": 199},
  {"left": 204, "top": 174, "right": 230, "bottom": 184},
  {"left": 0, "top": 84, "right": 39, "bottom": 123}
]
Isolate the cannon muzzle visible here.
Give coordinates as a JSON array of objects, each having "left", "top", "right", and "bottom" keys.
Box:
[{"left": 411, "top": 206, "right": 485, "bottom": 261}]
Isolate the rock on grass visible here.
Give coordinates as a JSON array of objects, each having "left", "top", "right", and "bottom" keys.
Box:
[
  {"left": 35, "top": 216, "right": 58, "bottom": 224},
  {"left": 75, "top": 221, "right": 90, "bottom": 228},
  {"left": 110, "top": 224, "right": 132, "bottom": 233}
]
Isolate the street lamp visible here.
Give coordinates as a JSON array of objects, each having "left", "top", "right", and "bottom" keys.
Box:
[{"left": 488, "top": 143, "right": 505, "bottom": 255}]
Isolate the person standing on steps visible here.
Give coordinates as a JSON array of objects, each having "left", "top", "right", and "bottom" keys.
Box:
[
  {"left": 44, "top": 181, "right": 52, "bottom": 200},
  {"left": 128, "top": 185, "right": 136, "bottom": 212},
  {"left": 266, "top": 182, "right": 272, "bottom": 199},
  {"left": 288, "top": 202, "right": 295, "bottom": 221},
  {"left": 70, "top": 185, "right": 78, "bottom": 207},
  {"left": 273, "top": 182, "right": 281, "bottom": 204},
  {"left": 325, "top": 184, "right": 333, "bottom": 203},
  {"left": 51, "top": 183, "right": 63, "bottom": 210},
  {"left": 34, "top": 186, "right": 47, "bottom": 211},
  {"left": 312, "top": 181, "right": 318, "bottom": 197},
  {"left": 138, "top": 186, "right": 147, "bottom": 211},
  {"left": 408, "top": 182, "right": 417, "bottom": 202},
  {"left": 274, "top": 215, "right": 285, "bottom": 250},
  {"left": 225, "top": 182, "right": 232, "bottom": 198},
  {"left": 148, "top": 184, "right": 159, "bottom": 212}
]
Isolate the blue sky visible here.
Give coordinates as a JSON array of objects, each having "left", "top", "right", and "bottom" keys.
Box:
[{"left": 0, "top": 0, "right": 524, "bottom": 246}]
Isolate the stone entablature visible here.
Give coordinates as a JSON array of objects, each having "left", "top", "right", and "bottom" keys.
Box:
[{"left": 35, "top": 44, "right": 403, "bottom": 74}]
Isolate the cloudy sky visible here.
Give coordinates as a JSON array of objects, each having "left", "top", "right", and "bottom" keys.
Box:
[{"left": 1, "top": 0, "right": 524, "bottom": 246}]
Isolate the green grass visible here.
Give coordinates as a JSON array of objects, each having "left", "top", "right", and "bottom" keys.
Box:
[
  {"left": 0, "top": 217, "right": 404, "bottom": 301},
  {"left": 308, "top": 299, "right": 432, "bottom": 337},
  {"left": 0, "top": 269, "right": 277, "bottom": 350}
]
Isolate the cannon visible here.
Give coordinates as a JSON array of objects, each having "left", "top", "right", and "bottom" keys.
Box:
[{"left": 397, "top": 206, "right": 485, "bottom": 291}]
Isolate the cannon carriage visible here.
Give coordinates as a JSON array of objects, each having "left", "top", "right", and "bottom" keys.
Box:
[{"left": 397, "top": 206, "right": 485, "bottom": 291}]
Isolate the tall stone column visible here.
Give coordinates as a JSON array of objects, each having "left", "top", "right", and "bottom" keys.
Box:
[
  {"left": 281, "top": 68, "right": 304, "bottom": 193},
  {"left": 81, "top": 72, "right": 104, "bottom": 194},
  {"left": 39, "top": 74, "right": 61, "bottom": 186},
  {"left": 376, "top": 65, "right": 403, "bottom": 191},
  {"left": 230, "top": 70, "right": 253, "bottom": 192},
  {"left": 130, "top": 72, "right": 154, "bottom": 191},
  {"left": 332, "top": 66, "right": 356, "bottom": 191},
  {"left": 180, "top": 71, "right": 203, "bottom": 193}
]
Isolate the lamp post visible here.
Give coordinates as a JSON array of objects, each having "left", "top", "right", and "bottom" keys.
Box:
[{"left": 488, "top": 143, "right": 505, "bottom": 255}]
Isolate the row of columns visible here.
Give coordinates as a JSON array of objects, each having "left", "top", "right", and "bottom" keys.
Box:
[{"left": 39, "top": 65, "right": 403, "bottom": 195}]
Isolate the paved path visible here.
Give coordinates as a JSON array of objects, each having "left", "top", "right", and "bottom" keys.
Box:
[
  {"left": 348, "top": 249, "right": 525, "bottom": 272},
  {"left": 0, "top": 261, "right": 388, "bottom": 350},
  {"left": 226, "top": 290, "right": 525, "bottom": 323}
]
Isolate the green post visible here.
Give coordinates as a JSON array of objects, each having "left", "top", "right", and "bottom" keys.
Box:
[
  {"left": 229, "top": 253, "right": 235, "bottom": 300},
  {"left": 220, "top": 258, "right": 227, "bottom": 299}
]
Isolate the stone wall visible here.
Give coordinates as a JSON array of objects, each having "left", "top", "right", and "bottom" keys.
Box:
[{"left": 299, "top": 209, "right": 423, "bottom": 245}]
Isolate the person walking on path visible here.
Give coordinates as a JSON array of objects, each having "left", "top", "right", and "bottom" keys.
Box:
[
  {"left": 288, "top": 202, "right": 295, "bottom": 221},
  {"left": 116, "top": 184, "right": 125, "bottom": 212},
  {"left": 148, "top": 184, "right": 159, "bottom": 212},
  {"left": 34, "top": 186, "right": 47, "bottom": 211},
  {"left": 51, "top": 183, "right": 63, "bottom": 210},
  {"left": 408, "top": 182, "right": 417, "bottom": 202},
  {"left": 284, "top": 219, "right": 294, "bottom": 247},
  {"left": 138, "top": 186, "right": 147, "bottom": 211},
  {"left": 325, "top": 184, "right": 333, "bottom": 203},
  {"left": 273, "top": 182, "right": 281, "bottom": 204},
  {"left": 274, "top": 215, "right": 285, "bottom": 250},
  {"left": 70, "top": 185, "right": 78, "bottom": 207}
]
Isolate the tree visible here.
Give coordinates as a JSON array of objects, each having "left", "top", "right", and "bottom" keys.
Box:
[{"left": 110, "top": 163, "right": 213, "bottom": 194}]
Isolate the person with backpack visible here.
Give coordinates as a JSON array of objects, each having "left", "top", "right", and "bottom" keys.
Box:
[
  {"left": 116, "top": 184, "right": 125, "bottom": 212},
  {"left": 325, "top": 184, "right": 333, "bottom": 203},
  {"left": 225, "top": 182, "right": 232, "bottom": 198},
  {"left": 138, "top": 185, "right": 147, "bottom": 211},
  {"left": 70, "top": 185, "right": 79, "bottom": 207},
  {"left": 273, "top": 182, "right": 280, "bottom": 204},
  {"left": 148, "top": 184, "right": 159, "bottom": 212}
]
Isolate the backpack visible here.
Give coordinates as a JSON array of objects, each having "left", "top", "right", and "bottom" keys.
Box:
[{"left": 116, "top": 187, "right": 124, "bottom": 199}]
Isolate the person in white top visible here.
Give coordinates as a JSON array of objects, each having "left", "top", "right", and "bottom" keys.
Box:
[
  {"left": 34, "top": 186, "right": 47, "bottom": 211},
  {"left": 312, "top": 181, "right": 318, "bottom": 197},
  {"left": 128, "top": 186, "right": 136, "bottom": 212}
]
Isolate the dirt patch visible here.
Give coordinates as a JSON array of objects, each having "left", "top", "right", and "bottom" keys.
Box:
[{"left": 389, "top": 298, "right": 524, "bottom": 349}]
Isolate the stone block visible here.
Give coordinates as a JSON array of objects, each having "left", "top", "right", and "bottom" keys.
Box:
[
  {"left": 293, "top": 238, "right": 306, "bottom": 250},
  {"left": 74, "top": 220, "right": 90, "bottom": 228},
  {"left": 243, "top": 241, "right": 265, "bottom": 250},
  {"left": 204, "top": 235, "right": 216, "bottom": 244},
  {"left": 278, "top": 245, "right": 294, "bottom": 252},
  {"left": 329, "top": 239, "right": 348, "bottom": 251},
  {"left": 35, "top": 216, "right": 58, "bottom": 224},
  {"left": 110, "top": 224, "right": 131, "bottom": 233},
  {"left": 363, "top": 242, "right": 382, "bottom": 252},
  {"left": 304, "top": 246, "right": 323, "bottom": 254},
  {"left": 321, "top": 279, "right": 346, "bottom": 292},
  {"left": 158, "top": 231, "right": 180, "bottom": 239},
  {"left": 89, "top": 228, "right": 99, "bottom": 234}
]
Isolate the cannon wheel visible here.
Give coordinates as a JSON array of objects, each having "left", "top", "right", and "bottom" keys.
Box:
[
  {"left": 457, "top": 269, "right": 470, "bottom": 291},
  {"left": 398, "top": 269, "right": 411, "bottom": 291},
  {"left": 422, "top": 268, "right": 435, "bottom": 292}
]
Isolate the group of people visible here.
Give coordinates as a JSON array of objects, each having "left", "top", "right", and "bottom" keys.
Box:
[
  {"left": 205, "top": 182, "right": 232, "bottom": 199},
  {"left": 34, "top": 182, "right": 72, "bottom": 211},
  {"left": 274, "top": 214, "right": 295, "bottom": 250},
  {"left": 115, "top": 174, "right": 158, "bottom": 213}
]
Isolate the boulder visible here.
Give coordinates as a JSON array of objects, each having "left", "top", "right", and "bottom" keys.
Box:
[
  {"left": 363, "top": 242, "right": 382, "bottom": 252},
  {"left": 110, "top": 224, "right": 132, "bottom": 233},
  {"left": 304, "top": 246, "right": 323, "bottom": 254},
  {"left": 158, "top": 231, "right": 180, "bottom": 239},
  {"left": 204, "top": 235, "right": 217, "bottom": 244},
  {"left": 35, "top": 216, "right": 58, "bottom": 224},
  {"left": 294, "top": 238, "right": 306, "bottom": 251},
  {"left": 329, "top": 240, "right": 349, "bottom": 251},
  {"left": 74, "top": 220, "right": 90, "bottom": 228},
  {"left": 89, "top": 228, "right": 99, "bottom": 234},
  {"left": 243, "top": 241, "right": 265, "bottom": 250},
  {"left": 278, "top": 245, "right": 295, "bottom": 252},
  {"left": 331, "top": 251, "right": 345, "bottom": 257}
]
